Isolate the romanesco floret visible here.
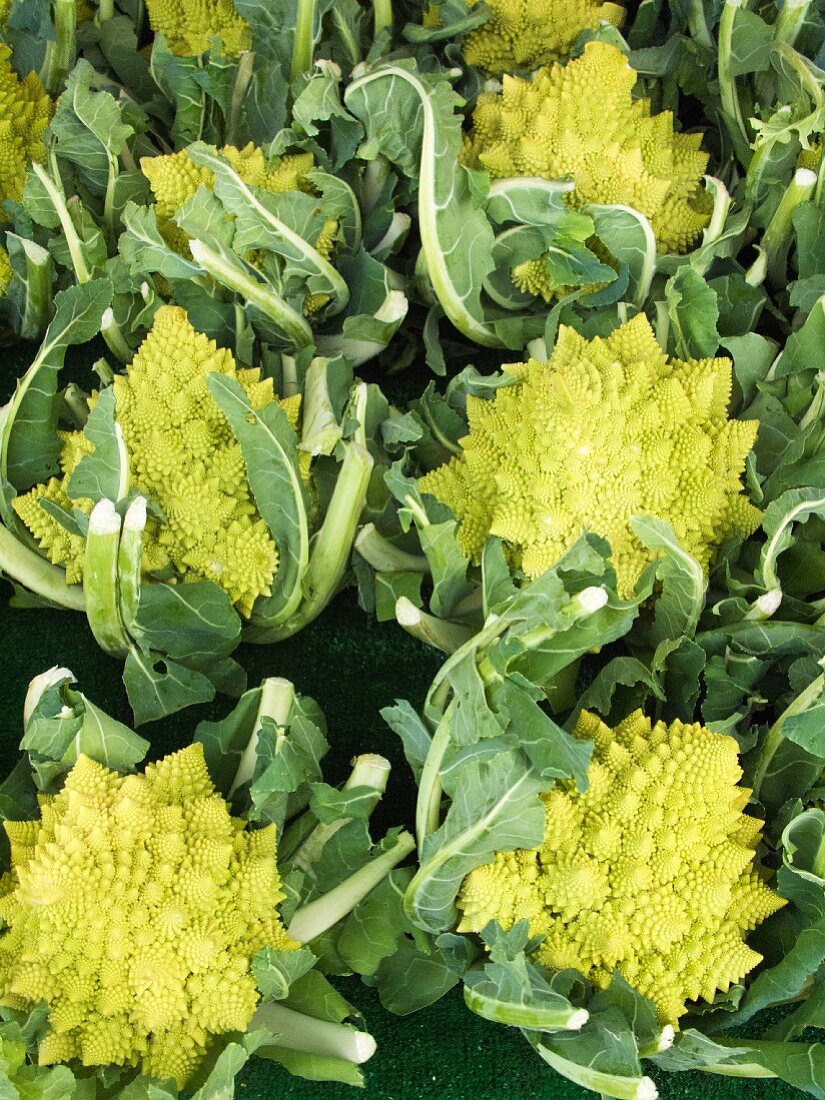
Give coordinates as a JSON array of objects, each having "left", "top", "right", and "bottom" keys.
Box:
[
  {"left": 0, "top": 245, "right": 11, "bottom": 295},
  {"left": 797, "top": 143, "right": 822, "bottom": 171},
  {"left": 14, "top": 305, "right": 299, "bottom": 615},
  {"left": 141, "top": 143, "right": 316, "bottom": 255},
  {"left": 458, "top": 710, "right": 785, "bottom": 1025},
  {"left": 0, "top": 744, "right": 296, "bottom": 1087},
  {"left": 145, "top": 0, "right": 251, "bottom": 57},
  {"left": 0, "top": 47, "right": 53, "bottom": 220},
  {"left": 463, "top": 41, "right": 711, "bottom": 267},
  {"left": 462, "top": 0, "right": 625, "bottom": 74},
  {"left": 419, "top": 313, "right": 760, "bottom": 597}
]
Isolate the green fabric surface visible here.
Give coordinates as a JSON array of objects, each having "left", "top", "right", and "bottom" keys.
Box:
[{"left": 0, "top": 590, "right": 798, "bottom": 1100}]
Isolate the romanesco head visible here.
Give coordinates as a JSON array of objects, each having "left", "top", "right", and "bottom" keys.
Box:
[
  {"left": 463, "top": 41, "right": 711, "bottom": 255},
  {"left": 145, "top": 0, "right": 251, "bottom": 57},
  {"left": 0, "top": 744, "right": 296, "bottom": 1087},
  {"left": 13, "top": 305, "right": 296, "bottom": 615},
  {"left": 0, "top": 47, "right": 53, "bottom": 221},
  {"left": 458, "top": 710, "right": 785, "bottom": 1025},
  {"left": 419, "top": 313, "right": 760, "bottom": 597},
  {"left": 141, "top": 143, "right": 315, "bottom": 254},
  {"left": 462, "top": 0, "right": 625, "bottom": 74},
  {"left": 0, "top": 245, "right": 11, "bottom": 295}
]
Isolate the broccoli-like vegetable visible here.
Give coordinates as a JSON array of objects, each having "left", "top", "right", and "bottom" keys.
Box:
[
  {"left": 462, "top": 0, "right": 625, "bottom": 74},
  {"left": 141, "top": 143, "right": 317, "bottom": 255},
  {"left": 457, "top": 709, "right": 785, "bottom": 1026},
  {"left": 14, "top": 305, "right": 292, "bottom": 616},
  {"left": 0, "top": 743, "right": 296, "bottom": 1087},
  {"left": 0, "top": 46, "right": 53, "bottom": 217},
  {"left": 0, "top": 669, "right": 416, "bottom": 1093},
  {"left": 145, "top": 0, "right": 251, "bottom": 57},
  {"left": 463, "top": 42, "right": 711, "bottom": 267},
  {"left": 419, "top": 313, "right": 760, "bottom": 597}
]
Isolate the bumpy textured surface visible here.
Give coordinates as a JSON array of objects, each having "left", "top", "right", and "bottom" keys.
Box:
[
  {"left": 0, "top": 47, "right": 53, "bottom": 220},
  {"left": 0, "top": 744, "right": 295, "bottom": 1087},
  {"left": 463, "top": 0, "right": 625, "bottom": 73},
  {"left": 463, "top": 41, "right": 711, "bottom": 259},
  {"left": 14, "top": 306, "right": 299, "bottom": 615},
  {"left": 0, "top": 245, "right": 11, "bottom": 294},
  {"left": 145, "top": 0, "right": 251, "bottom": 56},
  {"left": 141, "top": 143, "right": 315, "bottom": 254},
  {"left": 419, "top": 313, "right": 760, "bottom": 596},
  {"left": 458, "top": 710, "right": 785, "bottom": 1025}
]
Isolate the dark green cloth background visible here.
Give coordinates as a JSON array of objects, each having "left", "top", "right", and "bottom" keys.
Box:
[{"left": 0, "top": 344, "right": 797, "bottom": 1098}]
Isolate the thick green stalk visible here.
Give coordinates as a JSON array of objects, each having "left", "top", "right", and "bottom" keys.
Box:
[
  {"left": 32, "top": 164, "right": 90, "bottom": 284},
  {"left": 31, "top": 166, "right": 131, "bottom": 362},
  {"left": 290, "top": 754, "right": 391, "bottom": 875},
  {"left": 763, "top": 168, "right": 817, "bottom": 286},
  {"left": 226, "top": 50, "right": 255, "bottom": 147},
  {"left": 718, "top": 0, "right": 753, "bottom": 164},
  {"left": 464, "top": 985, "right": 588, "bottom": 1031},
  {"left": 687, "top": 0, "right": 713, "bottom": 47},
  {"left": 355, "top": 524, "right": 429, "bottom": 573},
  {"left": 117, "top": 496, "right": 145, "bottom": 635},
  {"left": 188, "top": 239, "right": 314, "bottom": 349},
  {"left": 23, "top": 666, "right": 75, "bottom": 728},
  {"left": 14, "top": 238, "right": 52, "bottom": 342},
  {"left": 535, "top": 1044, "right": 658, "bottom": 1100},
  {"left": 395, "top": 596, "right": 475, "bottom": 654},
  {"left": 287, "top": 830, "right": 415, "bottom": 942},
  {"left": 40, "top": 0, "right": 77, "bottom": 95},
  {"left": 373, "top": 0, "right": 392, "bottom": 37},
  {"left": 291, "top": 0, "right": 317, "bottom": 80},
  {"left": 249, "top": 411, "right": 373, "bottom": 643},
  {"left": 97, "top": 0, "right": 115, "bottom": 22},
  {"left": 773, "top": 0, "right": 811, "bottom": 46},
  {"left": 0, "top": 524, "right": 85, "bottom": 610},
  {"left": 229, "top": 677, "right": 295, "bottom": 797},
  {"left": 250, "top": 1003, "right": 376, "bottom": 1065},
  {"left": 83, "top": 500, "right": 130, "bottom": 657}
]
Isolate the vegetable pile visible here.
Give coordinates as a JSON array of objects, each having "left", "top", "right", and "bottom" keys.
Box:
[{"left": 0, "top": 0, "right": 824, "bottom": 1096}]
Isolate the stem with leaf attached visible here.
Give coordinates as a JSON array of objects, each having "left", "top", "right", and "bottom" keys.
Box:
[{"left": 230, "top": 677, "right": 296, "bottom": 798}]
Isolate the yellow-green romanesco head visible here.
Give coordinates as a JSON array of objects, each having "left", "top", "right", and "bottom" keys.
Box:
[
  {"left": 463, "top": 41, "right": 712, "bottom": 260},
  {"left": 0, "top": 46, "right": 53, "bottom": 221},
  {"left": 0, "top": 743, "right": 297, "bottom": 1087},
  {"left": 145, "top": 0, "right": 251, "bottom": 57},
  {"left": 418, "top": 313, "right": 761, "bottom": 597},
  {"left": 141, "top": 143, "right": 316, "bottom": 255},
  {"left": 458, "top": 710, "right": 786, "bottom": 1025},
  {"left": 13, "top": 305, "right": 302, "bottom": 615},
  {"left": 461, "top": 0, "right": 625, "bottom": 74},
  {"left": 797, "top": 143, "right": 822, "bottom": 172},
  {"left": 0, "top": 245, "right": 11, "bottom": 295}
]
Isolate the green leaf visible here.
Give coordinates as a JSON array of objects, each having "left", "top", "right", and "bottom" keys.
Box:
[
  {"left": 345, "top": 62, "right": 504, "bottom": 347},
  {"left": 118, "top": 202, "right": 203, "bottom": 281},
  {"left": 131, "top": 580, "right": 241, "bottom": 664},
  {"left": 631, "top": 516, "right": 706, "bottom": 643},
  {"left": 252, "top": 946, "right": 317, "bottom": 1001},
  {"left": 122, "top": 648, "right": 217, "bottom": 725},
  {"left": 407, "top": 747, "right": 545, "bottom": 932},
  {"left": 2, "top": 280, "right": 113, "bottom": 496},
  {"left": 50, "top": 60, "right": 134, "bottom": 198},
  {"left": 22, "top": 675, "right": 149, "bottom": 789},
  {"left": 66, "top": 389, "right": 129, "bottom": 505},
  {"left": 664, "top": 265, "right": 720, "bottom": 359},
  {"left": 206, "top": 373, "right": 310, "bottom": 627},
  {"left": 585, "top": 204, "right": 656, "bottom": 307}
]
